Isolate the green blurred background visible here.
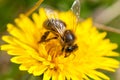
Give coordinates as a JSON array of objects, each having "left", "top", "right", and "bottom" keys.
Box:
[{"left": 0, "top": 0, "right": 120, "bottom": 80}]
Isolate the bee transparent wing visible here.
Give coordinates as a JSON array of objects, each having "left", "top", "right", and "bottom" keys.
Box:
[
  {"left": 71, "top": 0, "right": 80, "bottom": 21},
  {"left": 45, "top": 8, "right": 66, "bottom": 36},
  {"left": 71, "top": 0, "right": 80, "bottom": 32},
  {"left": 45, "top": 8, "right": 58, "bottom": 20}
]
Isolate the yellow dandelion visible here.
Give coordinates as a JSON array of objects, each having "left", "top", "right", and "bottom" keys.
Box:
[{"left": 1, "top": 8, "right": 120, "bottom": 80}]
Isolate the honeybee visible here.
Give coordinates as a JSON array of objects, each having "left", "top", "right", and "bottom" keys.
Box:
[{"left": 40, "top": 0, "right": 80, "bottom": 57}]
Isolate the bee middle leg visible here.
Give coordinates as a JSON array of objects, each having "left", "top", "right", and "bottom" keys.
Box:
[{"left": 39, "top": 31, "right": 57, "bottom": 43}]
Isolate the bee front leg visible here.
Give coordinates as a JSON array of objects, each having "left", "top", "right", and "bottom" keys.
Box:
[
  {"left": 61, "top": 44, "right": 66, "bottom": 52},
  {"left": 39, "top": 31, "right": 50, "bottom": 43}
]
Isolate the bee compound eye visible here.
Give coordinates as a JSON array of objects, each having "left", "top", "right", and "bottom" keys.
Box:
[
  {"left": 65, "top": 46, "right": 73, "bottom": 53},
  {"left": 65, "top": 44, "right": 78, "bottom": 53}
]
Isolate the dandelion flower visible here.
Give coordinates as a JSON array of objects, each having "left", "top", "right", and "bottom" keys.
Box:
[{"left": 1, "top": 8, "right": 119, "bottom": 80}]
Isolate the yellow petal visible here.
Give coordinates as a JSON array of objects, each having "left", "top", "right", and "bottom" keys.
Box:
[
  {"left": 33, "top": 65, "right": 48, "bottom": 76},
  {"left": 93, "top": 71, "right": 110, "bottom": 80},
  {"left": 43, "top": 69, "right": 52, "bottom": 80},
  {"left": 81, "top": 18, "right": 93, "bottom": 31},
  {"left": 10, "top": 56, "right": 36, "bottom": 64},
  {"left": 15, "top": 14, "right": 35, "bottom": 34}
]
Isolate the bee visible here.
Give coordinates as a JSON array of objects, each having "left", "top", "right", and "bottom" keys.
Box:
[{"left": 39, "top": 0, "right": 80, "bottom": 57}]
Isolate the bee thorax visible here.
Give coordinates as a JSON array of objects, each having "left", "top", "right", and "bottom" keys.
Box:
[{"left": 63, "top": 30, "right": 75, "bottom": 45}]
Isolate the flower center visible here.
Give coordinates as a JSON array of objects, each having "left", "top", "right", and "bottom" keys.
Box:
[{"left": 45, "top": 39, "right": 63, "bottom": 58}]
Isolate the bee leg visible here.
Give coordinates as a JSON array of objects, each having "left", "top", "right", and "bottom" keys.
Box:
[
  {"left": 39, "top": 31, "right": 50, "bottom": 43},
  {"left": 61, "top": 45, "right": 66, "bottom": 52},
  {"left": 39, "top": 31, "right": 58, "bottom": 43},
  {"left": 45, "top": 37, "right": 58, "bottom": 42}
]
